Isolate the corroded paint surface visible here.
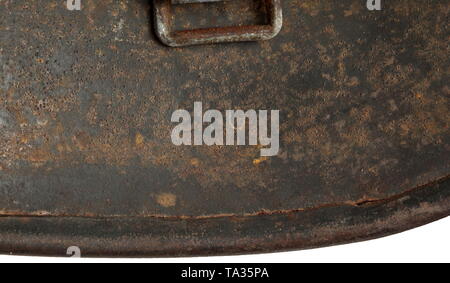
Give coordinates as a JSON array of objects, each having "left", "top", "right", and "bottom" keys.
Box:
[{"left": 0, "top": 0, "right": 449, "bottom": 222}]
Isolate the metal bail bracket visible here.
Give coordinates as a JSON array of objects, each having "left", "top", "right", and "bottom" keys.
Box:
[{"left": 153, "top": 0, "right": 283, "bottom": 47}]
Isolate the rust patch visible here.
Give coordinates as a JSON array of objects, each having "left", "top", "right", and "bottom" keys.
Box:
[
  {"left": 0, "top": 0, "right": 448, "bottom": 219},
  {"left": 156, "top": 193, "right": 177, "bottom": 208}
]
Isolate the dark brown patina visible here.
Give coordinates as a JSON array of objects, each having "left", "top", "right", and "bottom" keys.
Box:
[{"left": 0, "top": 0, "right": 448, "bottom": 257}]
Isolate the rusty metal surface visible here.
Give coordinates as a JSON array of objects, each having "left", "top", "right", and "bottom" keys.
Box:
[{"left": 0, "top": 0, "right": 449, "bottom": 257}]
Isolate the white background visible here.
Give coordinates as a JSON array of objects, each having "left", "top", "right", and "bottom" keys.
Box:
[{"left": 0, "top": 216, "right": 448, "bottom": 263}]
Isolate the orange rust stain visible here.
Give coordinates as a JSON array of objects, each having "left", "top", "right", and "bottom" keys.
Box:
[
  {"left": 29, "top": 149, "right": 51, "bottom": 163},
  {"left": 190, "top": 158, "right": 200, "bottom": 167},
  {"left": 135, "top": 132, "right": 145, "bottom": 147},
  {"left": 253, "top": 156, "right": 268, "bottom": 165},
  {"left": 156, "top": 193, "right": 177, "bottom": 208}
]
